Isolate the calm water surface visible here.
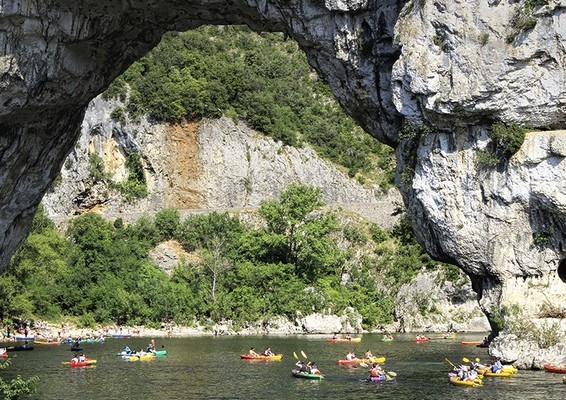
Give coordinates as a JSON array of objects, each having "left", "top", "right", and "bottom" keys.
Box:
[{"left": 2, "top": 333, "right": 564, "bottom": 399}]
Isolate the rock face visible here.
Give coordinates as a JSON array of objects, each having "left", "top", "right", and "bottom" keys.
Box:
[
  {"left": 42, "top": 96, "right": 400, "bottom": 227},
  {"left": 2, "top": 0, "right": 566, "bottom": 350}
]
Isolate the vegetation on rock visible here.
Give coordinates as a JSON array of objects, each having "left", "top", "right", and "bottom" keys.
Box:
[{"left": 105, "top": 25, "right": 395, "bottom": 187}]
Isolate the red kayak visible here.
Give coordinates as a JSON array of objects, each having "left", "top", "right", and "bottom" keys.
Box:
[
  {"left": 412, "top": 337, "right": 430, "bottom": 343},
  {"left": 543, "top": 364, "right": 566, "bottom": 374}
]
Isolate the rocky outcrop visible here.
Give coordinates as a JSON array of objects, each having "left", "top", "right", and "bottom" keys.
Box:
[
  {"left": 2, "top": 0, "right": 566, "bottom": 364},
  {"left": 42, "top": 96, "right": 401, "bottom": 227},
  {"left": 393, "top": 271, "right": 490, "bottom": 333}
]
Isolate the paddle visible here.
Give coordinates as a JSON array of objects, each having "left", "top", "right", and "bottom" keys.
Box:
[
  {"left": 301, "top": 350, "right": 307, "bottom": 359},
  {"left": 463, "top": 357, "right": 471, "bottom": 363},
  {"left": 444, "top": 358, "right": 456, "bottom": 368},
  {"left": 293, "top": 352, "right": 299, "bottom": 360}
]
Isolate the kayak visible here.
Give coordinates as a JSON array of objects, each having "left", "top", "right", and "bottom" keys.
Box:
[
  {"left": 367, "top": 375, "right": 387, "bottom": 382},
  {"left": 34, "top": 340, "right": 61, "bottom": 345},
  {"left": 381, "top": 338, "right": 393, "bottom": 342},
  {"left": 412, "top": 338, "right": 430, "bottom": 343},
  {"left": 13, "top": 336, "right": 34, "bottom": 341},
  {"left": 240, "top": 354, "right": 282, "bottom": 361},
  {"left": 543, "top": 364, "right": 566, "bottom": 374},
  {"left": 127, "top": 353, "right": 156, "bottom": 361},
  {"left": 443, "top": 333, "right": 457, "bottom": 339},
  {"left": 326, "top": 337, "right": 361, "bottom": 343},
  {"left": 153, "top": 350, "right": 167, "bottom": 356},
  {"left": 63, "top": 359, "right": 97, "bottom": 367},
  {"left": 477, "top": 365, "right": 517, "bottom": 375},
  {"left": 291, "top": 369, "right": 324, "bottom": 380},
  {"left": 79, "top": 338, "right": 105, "bottom": 344},
  {"left": 116, "top": 351, "right": 135, "bottom": 356},
  {"left": 7, "top": 345, "right": 34, "bottom": 351},
  {"left": 449, "top": 376, "right": 482, "bottom": 387},
  {"left": 461, "top": 341, "right": 481, "bottom": 346},
  {"left": 482, "top": 370, "right": 514, "bottom": 377},
  {"left": 337, "top": 357, "right": 386, "bottom": 365}
]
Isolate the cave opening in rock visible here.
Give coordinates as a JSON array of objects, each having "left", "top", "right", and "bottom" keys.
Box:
[{"left": 558, "top": 259, "right": 566, "bottom": 283}]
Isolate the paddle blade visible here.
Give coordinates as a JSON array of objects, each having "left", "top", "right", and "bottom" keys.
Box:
[
  {"left": 293, "top": 352, "right": 298, "bottom": 359},
  {"left": 475, "top": 358, "right": 481, "bottom": 362},
  {"left": 359, "top": 362, "right": 368, "bottom": 368},
  {"left": 463, "top": 357, "right": 470, "bottom": 363},
  {"left": 387, "top": 371, "right": 397, "bottom": 377},
  {"left": 301, "top": 351, "right": 307, "bottom": 359}
]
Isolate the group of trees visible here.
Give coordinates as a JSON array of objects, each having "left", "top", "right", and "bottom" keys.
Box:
[
  {"left": 2, "top": 185, "right": 457, "bottom": 331},
  {"left": 106, "top": 25, "right": 395, "bottom": 185}
]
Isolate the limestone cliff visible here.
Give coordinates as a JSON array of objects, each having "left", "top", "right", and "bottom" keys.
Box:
[
  {"left": 2, "top": 0, "right": 566, "bottom": 355},
  {"left": 42, "top": 96, "right": 401, "bottom": 227}
]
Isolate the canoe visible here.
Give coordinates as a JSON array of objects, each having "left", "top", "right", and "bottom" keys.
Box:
[
  {"left": 461, "top": 341, "right": 481, "bottom": 346},
  {"left": 63, "top": 359, "right": 97, "bottom": 367},
  {"left": 326, "top": 337, "right": 361, "bottom": 343},
  {"left": 34, "top": 340, "right": 61, "bottom": 345},
  {"left": 291, "top": 369, "right": 324, "bottom": 380},
  {"left": 412, "top": 338, "right": 430, "bottom": 343},
  {"left": 240, "top": 353, "right": 282, "bottom": 361},
  {"left": 449, "top": 376, "right": 482, "bottom": 387},
  {"left": 543, "top": 364, "right": 566, "bottom": 374},
  {"left": 337, "top": 357, "right": 386, "bottom": 365}
]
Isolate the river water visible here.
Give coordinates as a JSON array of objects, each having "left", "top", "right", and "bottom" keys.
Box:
[{"left": 2, "top": 332, "right": 564, "bottom": 399}]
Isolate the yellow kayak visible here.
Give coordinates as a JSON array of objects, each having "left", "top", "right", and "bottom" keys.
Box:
[
  {"left": 338, "top": 356, "right": 385, "bottom": 365},
  {"left": 449, "top": 376, "right": 482, "bottom": 387},
  {"left": 482, "top": 370, "right": 514, "bottom": 377},
  {"left": 128, "top": 353, "right": 156, "bottom": 361}
]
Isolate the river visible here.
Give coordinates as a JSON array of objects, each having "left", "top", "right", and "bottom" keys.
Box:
[{"left": 2, "top": 332, "right": 563, "bottom": 399}]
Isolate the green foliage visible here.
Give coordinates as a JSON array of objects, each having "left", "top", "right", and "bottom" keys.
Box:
[
  {"left": 106, "top": 25, "right": 394, "bottom": 185},
  {"left": 489, "top": 121, "right": 526, "bottom": 159},
  {"left": 4, "top": 184, "right": 462, "bottom": 330},
  {"left": 0, "top": 360, "right": 39, "bottom": 400},
  {"left": 88, "top": 153, "right": 107, "bottom": 181},
  {"left": 114, "top": 150, "right": 147, "bottom": 200}
]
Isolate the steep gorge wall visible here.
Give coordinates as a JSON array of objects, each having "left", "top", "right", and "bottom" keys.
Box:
[
  {"left": 43, "top": 96, "right": 400, "bottom": 227},
  {"left": 2, "top": 0, "right": 566, "bottom": 339}
]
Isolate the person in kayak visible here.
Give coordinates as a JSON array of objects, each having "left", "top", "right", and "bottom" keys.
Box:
[
  {"left": 369, "top": 363, "right": 385, "bottom": 379},
  {"left": 364, "top": 349, "right": 374, "bottom": 360},
  {"left": 123, "top": 346, "right": 132, "bottom": 354},
  {"left": 308, "top": 361, "right": 321, "bottom": 375},
  {"left": 295, "top": 360, "right": 308, "bottom": 373},
  {"left": 249, "top": 347, "right": 259, "bottom": 357},
  {"left": 491, "top": 358, "right": 503, "bottom": 373},
  {"left": 346, "top": 351, "right": 357, "bottom": 361},
  {"left": 263, "top": 347, "right": 274, "bottom": 356}
]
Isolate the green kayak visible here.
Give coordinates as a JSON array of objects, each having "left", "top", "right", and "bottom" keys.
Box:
[
  {"left": 153, "top": 350, "right": 167, "bottom": 356},
  {"left": 291, "top": 369, "right": 324, "bottom": 380}
]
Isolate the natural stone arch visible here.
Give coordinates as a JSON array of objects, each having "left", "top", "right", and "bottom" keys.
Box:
[{"left": 2, "top": 0, "right": 566, "bottom": 338}]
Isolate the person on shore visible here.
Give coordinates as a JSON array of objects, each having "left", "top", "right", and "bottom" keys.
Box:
[{"left": 249, "top": 347, "right": 259, "bottom": 357}]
